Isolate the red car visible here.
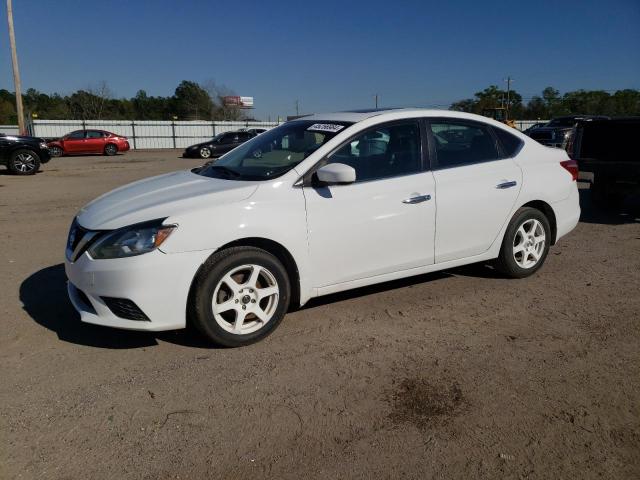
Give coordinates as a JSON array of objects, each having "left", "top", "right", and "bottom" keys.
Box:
[{"left": 47, "top": 130, "right": 130, "bottom": 157}]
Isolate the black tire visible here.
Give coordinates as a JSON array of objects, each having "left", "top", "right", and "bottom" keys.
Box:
[
  {"left": 49, "top": 146, "right": 63, "bottom": 157},
  {"left": 494, "top": 207, "right": 551, "bottom": 279},
  {"left": 104, "top": 143, "right": 118, "bottom": 156},
  {"left": 7, "top": 149, "right": 41, "bottom": 175},
  {"left": 199, "top": 146, "right": 212, "bottom": 159},
  {"left": 189, "top": 247, "right": 291, "bottom": 347}
]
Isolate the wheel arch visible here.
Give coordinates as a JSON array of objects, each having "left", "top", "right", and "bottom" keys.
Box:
[
  {"left": 188, "top": 237, "right": 301, "bottom": 313},
  {"left": 520, "top": 200, "right": 557, "bottom": 244}
]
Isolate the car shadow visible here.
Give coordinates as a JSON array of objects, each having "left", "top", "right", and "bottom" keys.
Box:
[
  {"left": 578, "top": 186, "right": 640, "bottom": 225},
  {"left": 19, "top": 264, "right": 212, "bottom": 350}
]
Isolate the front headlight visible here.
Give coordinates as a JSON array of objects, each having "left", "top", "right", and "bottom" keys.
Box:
[
  {"left": 87, "top": 219, "right": 176, "bottom": 259},
  {"left": 40, "top": 142, "right": 48, "bottom": 149}
]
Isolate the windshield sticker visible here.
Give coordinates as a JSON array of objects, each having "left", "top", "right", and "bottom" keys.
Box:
[{"left": 307, "top": 123, "right": 345, "bottom": 133}]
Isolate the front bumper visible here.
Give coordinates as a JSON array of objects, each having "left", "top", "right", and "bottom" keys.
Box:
[
  {"left": 65, "top": 248, "right": 213, "bottom": 331},
  {"left": 38, "top": 148, "right": 52, "bottom": 163}
]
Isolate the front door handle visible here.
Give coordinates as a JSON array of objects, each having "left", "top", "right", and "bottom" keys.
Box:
[
  {"left": 402, "top": 194, "right": 431, "bottom": 204},
  {"left": 496, "top": 180, "right": 517, "bottom": 189}
]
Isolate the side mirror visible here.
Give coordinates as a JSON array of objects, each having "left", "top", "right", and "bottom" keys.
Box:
[{"left": 316, "top": 163, "right": 356, "bottom": 185}]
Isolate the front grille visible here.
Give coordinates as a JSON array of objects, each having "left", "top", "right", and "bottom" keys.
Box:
[
  {"left": 67, "top": 218, "right": 88, "bottom": 252},
  {"left": 101, "top": 297, "right": 150, "bottom": 321}
]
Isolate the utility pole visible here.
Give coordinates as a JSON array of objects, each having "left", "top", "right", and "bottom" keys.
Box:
[
  {"left": 295, "top": 99, "right": 299, "bottom": 117},
  {"left": 373, "top": 94, "right": 379, "bottom": 109},
  {"left": 504, "top": 76, "right": 513, "bottom": 121},
  {"left": 6, "top": 0, "right": 25, "bottom": 134}
]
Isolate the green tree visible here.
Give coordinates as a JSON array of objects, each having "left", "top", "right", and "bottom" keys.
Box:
[{"left": 173, "top": 81, "right": 213, "bottom": 120}]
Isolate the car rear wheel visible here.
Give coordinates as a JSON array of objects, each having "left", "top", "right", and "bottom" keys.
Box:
[
  {"left": 104, "top": 144, "right": 118, "bottom": 156},
  {"left": 494, "top": 207, "right": 551, "bottom": 278},
  {"left": 190, "top": 247, "right": 290, "bottom": 347},
  {"left": 8, "top": 149, "right": 41, "bottom": 175},
  {"left": 199, "top": 147, "right": 212, "bottom": 159},
  {"left": 49, "top": 146, "right": 63, "bottom": 157}
]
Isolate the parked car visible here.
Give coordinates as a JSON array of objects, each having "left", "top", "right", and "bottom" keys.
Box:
[
  {"left": 522, "top": 122, "right": 547, "bottom": 136},
  {"left": 65, "top": 109, "right": 580, "bottom": 347},
  {"left": 182, "top": 130, "right": 255, "bottom": 159},
  {"left": 0, "top": 133, "right": 51, "bottom": 175},
  {"left": 47, "top": 130, "right": 130, "bottom": 157},
  {"left": 569, "top": 117, "right": 640, "bottom": 207},
  {"left": 528, "top": 116, "right": 608, "bottom": 148},
  {"left": 242, "top": 128, "right": 268, "bottom": 136}
]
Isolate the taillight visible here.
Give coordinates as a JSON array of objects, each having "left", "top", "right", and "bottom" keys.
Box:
[{"left": 560, "top": 159, "right": 578, "bottom": 181}]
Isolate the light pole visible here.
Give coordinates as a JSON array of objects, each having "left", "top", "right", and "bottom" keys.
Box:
[
  {"left": 6, "top": 0, "right": 25, "bottom": 134},
  {"left": 504, "top": 76, "right": 513, "bottom": 121}
]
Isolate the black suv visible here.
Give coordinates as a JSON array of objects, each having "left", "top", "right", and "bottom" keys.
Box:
[
  {"left": 0, "top": 133, "right": 51, "bottom": 175},
  {"left": 528, "top": 116, "right": 608, "bottom": 149},
  {"left": 183, "top": 130, "right": 255, "bottom": 159},
  {"left": 569, "top": 117, "right": 640, "bottom": 207}
]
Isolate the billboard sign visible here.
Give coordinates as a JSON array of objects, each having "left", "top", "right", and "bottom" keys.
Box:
[{"left": 222, "top": 96, "right": 254, "bottom": 108}]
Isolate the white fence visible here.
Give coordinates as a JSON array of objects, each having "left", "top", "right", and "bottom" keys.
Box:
[
  {"left": 0, "top": 125, "right": 20, "bottom": 135},
  {"left": 30, "top": 120, "right": 280, "bottom": 149},
  {"left": 10, "top": 118, "right": 548, "bottom": 148}
]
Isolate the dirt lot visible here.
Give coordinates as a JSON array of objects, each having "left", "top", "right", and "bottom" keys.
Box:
[{"left": 1, "top": 151, "right": 639, "bottom": 479}]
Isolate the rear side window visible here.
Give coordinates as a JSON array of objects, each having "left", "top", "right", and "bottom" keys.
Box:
[
  {"left": 68, "top": 131, "right": 85, "bottom": 139},
  {"left": 429, "top": 121, "right": 499, "bottom": 169},
  {"left": 86, "top": 130, "right": 104, "bottom": 139},
  {"left": 493, "top": 127, "right": 523, "bottom": 157}
]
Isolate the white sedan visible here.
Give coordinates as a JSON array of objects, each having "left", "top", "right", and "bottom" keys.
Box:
[{"left": 65, "top": 109, "right": 580, "bottom": 346}]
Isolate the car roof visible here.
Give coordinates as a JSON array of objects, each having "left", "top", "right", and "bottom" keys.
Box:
[{"left": 298, "top": 108, "right": 515, "bottom": 127}]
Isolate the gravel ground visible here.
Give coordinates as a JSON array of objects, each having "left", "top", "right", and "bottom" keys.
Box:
[{"left": 1, "top": 151, "right": 639, "bottom": 479}]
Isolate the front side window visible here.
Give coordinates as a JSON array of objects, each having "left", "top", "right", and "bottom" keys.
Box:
[
  {"left": 326, "top": 121, "right": 422, "bottom": 182},
  {"left": 196, "top": 120, "right": 352, "bottom": 181},
  {"left": 68, "top": 131, "right": 85, "bottom": 139},
  {"left": 430, "top": 121, "right": 499, "bottom": 169}
]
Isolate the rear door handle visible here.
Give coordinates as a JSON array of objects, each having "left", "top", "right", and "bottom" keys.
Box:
[
  {"left": 402, "top": 194, "right": 431, "bottom": 204},
  {"left": 496, "top": 180, "right": 517, "bottom": 189}
]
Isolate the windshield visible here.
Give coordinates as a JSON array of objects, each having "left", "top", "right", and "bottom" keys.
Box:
[{"left": 196, "top": 120, "right": 352, "bottom": 180}]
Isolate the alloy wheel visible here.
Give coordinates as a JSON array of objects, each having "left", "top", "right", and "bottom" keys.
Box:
[
  {"left": 14, "top": 152, "right": 37, "bottom": 173},
  {"left": 211, "top": 264, "right": 280, "bottom": 335},
  {"left": 200, "top": 147, "right": 212, "bottom": 159},
  {"left": 512, "top": 218, "right": 546, "bottom": 269}
]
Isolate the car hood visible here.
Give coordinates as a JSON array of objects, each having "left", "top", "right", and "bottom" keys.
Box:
[
  {"left": 76, "top": 170, "right": 259, "bottom": 230},
  {"left": 1, "top": 134, "right": 43, "bottom": 143}
]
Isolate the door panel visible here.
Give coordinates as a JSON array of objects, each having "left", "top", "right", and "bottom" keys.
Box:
[
  {"left": 85, "top": 131, "right": 106, "bottom": 153},
  {"left": 303, "top": 172, "right": 436, "bottom": 287},
  {"left": 64, "top": 131, "right": 87, "bottom": 153},
  {"left": 433, "top": 159, "right": 522, "bottom": 263}
]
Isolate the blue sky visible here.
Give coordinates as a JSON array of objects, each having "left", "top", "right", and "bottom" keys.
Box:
[{"left": 1, "top": 0, "right": 639, "bottom": 120}]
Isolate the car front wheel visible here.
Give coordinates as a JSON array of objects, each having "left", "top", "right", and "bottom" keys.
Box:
[
  {"left": 8, "top": 149, "right": 41, "bottom": 175},
  {"left": 494, "top": 207, "right": 551, "bottom": 278},
  {"left": 190, "top": 247, "right": 291, "bottom": 347}
]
